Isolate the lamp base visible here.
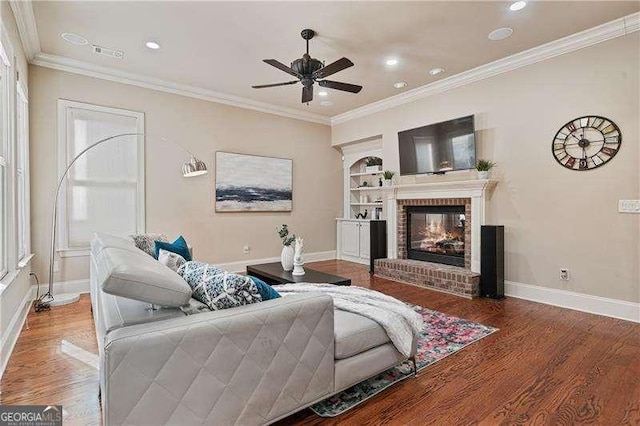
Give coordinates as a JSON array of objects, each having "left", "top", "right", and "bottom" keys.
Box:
[{"left": 48, "top": 292, "right": 81, "bottom": 307}]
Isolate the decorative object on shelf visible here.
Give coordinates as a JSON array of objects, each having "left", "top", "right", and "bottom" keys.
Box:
[
  {"left": 355, "top": 209, "right": 368, "bottom": 219},
  {"left": 277, "top": 224, "right": 296, "bottom": 271},
  {"left": 215, "top": 152, "right": 292, "bottom": 212},
  {"left": 38, "top": 133, "right": 207, "bottom": 312},
  {"left": 382, "top": 170, "right": 395, "bottom": 186},
  {"left": 361, "top": 181, "right": 369, "bottom": 187},
  {"left": 378, "top": 177, "right": 383, "bottom": 187},
  {"left": 360, "top": 194, "right": 369, "bottom": 203},
  {"left": 292, "top": 237, "right": 306, "bottom": 276},
  {"left": 475, "top": 159, "right": 496, "bottom": 179},
  {"left": 365, "top": 156, "right": 383, "bottom": 173},
  {"left": 373, "top": 207, "right": 383, "bottom": 220},
  {"left": 552, "top": 115, "right": 621, "bottom": 171}
]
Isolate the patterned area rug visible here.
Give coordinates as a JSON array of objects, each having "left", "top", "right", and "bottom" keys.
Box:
[{"left": 309, "top": 305, "right": 498, "bottom": 417}]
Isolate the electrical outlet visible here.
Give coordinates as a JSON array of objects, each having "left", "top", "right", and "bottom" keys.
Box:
[
  {"left": 559, "top": 269, "right": 570, "bottom": 281},
  {"left": 53, "top": 261, "right": 60, "bottom": 273},
  {"left": 619, "top": 199, "right": 640, "bottom": 213},
  {"left": 243, "top": 245, "right": 250, "bottom": 254}
]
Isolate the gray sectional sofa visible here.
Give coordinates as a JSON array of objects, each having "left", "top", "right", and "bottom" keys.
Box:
[{"left": 90, "top": 233, "right": 414, "bottom": 425}]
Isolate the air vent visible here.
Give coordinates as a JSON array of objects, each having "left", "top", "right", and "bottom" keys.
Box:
[{"left": 92, "top": 45, "right": 124, "bottom": 59}]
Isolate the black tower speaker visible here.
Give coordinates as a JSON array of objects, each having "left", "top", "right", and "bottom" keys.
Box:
[
  {"left": 369, "top": 220, "right": 387, "bottom": 274},
  {"left": 480, "top": 225, "right": 504, "bottom": 299}
]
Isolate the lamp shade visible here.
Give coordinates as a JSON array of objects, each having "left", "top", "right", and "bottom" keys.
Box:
[{"left": 182, "top": 156, "right": 208, "bottom": 177}]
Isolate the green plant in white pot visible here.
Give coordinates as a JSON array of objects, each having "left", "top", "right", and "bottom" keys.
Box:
[
  {"left": 382, "top": 170, "right": 395, "bottom": 186},
  {"left": 365, "top": 157, "right": 383, "bottom": 173},
  {"left": 277, "top": 224, "right": 296, "bottom": 271},
  {"left": 476, "top": 160, "right": 496, "bottom": 180}
]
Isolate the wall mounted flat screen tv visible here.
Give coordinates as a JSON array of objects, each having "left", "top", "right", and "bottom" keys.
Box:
[{"left": 398, "top": 115, "right": 476, "bottom": 175}]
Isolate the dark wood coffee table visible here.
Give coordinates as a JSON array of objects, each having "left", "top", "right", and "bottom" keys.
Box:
[{"left": 246, "top": 262, "right": 351, "bottom": 286}]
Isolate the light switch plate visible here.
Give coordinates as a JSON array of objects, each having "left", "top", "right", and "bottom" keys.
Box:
[{"left": 618, "top": 200, "right": 640, "bottom": 213}]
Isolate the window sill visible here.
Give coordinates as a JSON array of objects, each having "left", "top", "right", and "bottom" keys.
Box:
[
  {"left": 0, "top": 253, "right": 34, "bottom": 296},
  {"left": 57, "top": 248, "right": 90, "bottom": 258}
]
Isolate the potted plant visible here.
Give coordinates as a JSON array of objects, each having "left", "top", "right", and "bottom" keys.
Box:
[
  {"left": 476, "top": 159, "right": 496, "bottom": 179},
  {"left": 382, "top": 170, "right": 395, "bottom": 186},
  {"left": 365, "top": 157, "right": 383, "bottom": 173},
  {"left": 276, "top": 224, "right": 296, "bottom": 271}
]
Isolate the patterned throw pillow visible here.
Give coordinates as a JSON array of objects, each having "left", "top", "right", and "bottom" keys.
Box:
[
  {"left": 130, "top": 233, "right": 169, "bottom": 257},
  {"left": 155, "top": 235, "right": 192, "bottom": 261},
  {"left": 158, "top": 249, "right": 186, "bottom": 272},
  {"left": 177, "top": 261, "right": 262, "bottom": 311}
]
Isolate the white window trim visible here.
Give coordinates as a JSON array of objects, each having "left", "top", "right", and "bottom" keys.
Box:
[
  {"left": 16, "top": 81, "right": 29, "bottom": 262},
  {"left": 0, "top": 27, "right": 15, "bottom": 281},
  {"left": 56, "top": 100, "right": 145, "bottom": 255}
]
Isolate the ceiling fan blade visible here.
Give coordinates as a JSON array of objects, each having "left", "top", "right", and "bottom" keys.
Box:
[
  {"left": 318, "top": 80, "right": 363, "bottom": 93},
  {"left": 302, "top": 85, "right": 313, "bottom": 103},
  {"left": 263, "top": 59, "right": 301, "bottom": 78},
  {"left": 313, "top": 57, "right": 354, "bottom": 79},
  {"left": 252, "top": 81, "right": 299, "bottom": 89}
]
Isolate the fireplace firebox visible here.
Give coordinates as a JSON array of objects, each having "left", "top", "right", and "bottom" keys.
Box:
[{"left": 406, "top": 205, "right": 466, "bottom": 267}]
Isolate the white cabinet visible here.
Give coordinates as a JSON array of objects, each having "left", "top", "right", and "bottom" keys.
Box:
[
  {"left": 359, "top": 222, "right": 370, "bottom": 258},
  {"left": 337, "top": 219, "right": 370, "bottom": 264}
]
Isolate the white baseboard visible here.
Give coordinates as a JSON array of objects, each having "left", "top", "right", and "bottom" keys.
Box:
[
  {"left": 32, "top": 279, "right": 91, "bottom": 298},
  {"left": 0, "top": 287, "right": 33, "bottom": 380},
  {"left": 505, "top": 280, "right": 640, "bottom": 323},
  {"left": 218, "top": 250, "right": 337, "bottom": 273}
]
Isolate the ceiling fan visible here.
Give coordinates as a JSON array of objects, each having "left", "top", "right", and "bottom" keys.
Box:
[{"left": 252, "top": 29, "right": 363, "bottom": 103}]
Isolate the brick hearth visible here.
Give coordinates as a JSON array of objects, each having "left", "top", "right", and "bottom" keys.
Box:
[{"left": 375, "top": 258, "right": 480, "bottom": 298}]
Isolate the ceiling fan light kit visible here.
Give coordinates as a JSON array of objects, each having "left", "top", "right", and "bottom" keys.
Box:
[{"left": 252, "top": 29, "right": 363, "bottom": 103}]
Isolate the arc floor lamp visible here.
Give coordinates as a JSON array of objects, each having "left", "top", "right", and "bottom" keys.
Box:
[{"left": 35, "top": 133, "right": 207, "bottom": 311}]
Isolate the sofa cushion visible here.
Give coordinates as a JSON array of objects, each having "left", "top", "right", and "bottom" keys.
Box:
[
  {"left": 158, "top": 249, "right": 186, "bottom": 272},
  {"left": 334, "top": 310, "right": 391, "bottom": 359},
  {"left": 130, "top": 233, "right": 169, "bottom": 257},
  {"left": 155, "top": 235, "right": 192, "bottom": 261},
  {"left": 97, "top": 244, "right": 192, "bottom": 308},
  {"left": 178, "top": 261, "right": 262, "bottom": 310},
  {"left": 248, "top": 276, "right": 281, "bottom": 301}
]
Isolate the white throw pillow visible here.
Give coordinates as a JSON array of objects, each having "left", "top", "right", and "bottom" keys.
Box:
[{"left": 158, "top": 249, "right": 186, "bottom": 272}]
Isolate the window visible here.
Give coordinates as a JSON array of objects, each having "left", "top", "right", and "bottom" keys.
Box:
[
  {"left": 16, "top": 83, "right": 28, "bottom": 261},
  {"left": 0, "top": 38, "right": 10, "bottom": 278},
  {"left": 57, "top": 101, "right": 144, "bottom": 251}
]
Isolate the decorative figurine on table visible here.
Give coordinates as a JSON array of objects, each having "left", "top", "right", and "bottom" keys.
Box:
[{"left": 292, "top": 237, "right": 305, "bottom": 276}]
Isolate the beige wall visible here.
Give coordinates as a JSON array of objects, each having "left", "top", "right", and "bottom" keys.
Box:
[
  {"left": 333, "top": 34, "right": 640, "bottom": 303},
  {"left": 29, "top": 66, "right": 341, "bottom": 283}
]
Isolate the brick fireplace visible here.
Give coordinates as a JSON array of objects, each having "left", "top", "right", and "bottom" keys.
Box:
[{"left": 374, "top": 180, "right": 497, "bottom": 298}]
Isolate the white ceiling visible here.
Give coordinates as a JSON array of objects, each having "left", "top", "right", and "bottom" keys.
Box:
[{"left": 33, "top": 1, "right": 639, "bottom": 118}]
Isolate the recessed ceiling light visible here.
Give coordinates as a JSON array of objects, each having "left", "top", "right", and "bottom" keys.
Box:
[
  {"left": 385, "top": 58, "right": 399, "bottom": 66},
  {"left": 145, "top": 41, "right": 161, "bottom": 50},
  {"left": 488, "top": 27, "right": 514, "bottom": 41},
  {"left": 320, "top": 101, "right": 333, "bottom": 107},
  {"left": 318, "top": 90, "right": 329, "bottom": 97},
  {"left": 509, "top": 1, "right": 527, "bottom": 11},
  {"left": 429, "top": 67, "right": 446, "bottom": 75},
  {"left": 393, "top": 81, "right": 408, "bottom": 89},
  {"left": 61, "top": 33, "right": 88, "bottom": 46}
]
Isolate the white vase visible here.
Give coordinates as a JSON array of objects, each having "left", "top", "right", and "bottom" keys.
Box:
[
  {"left": 281, "top": 245, "right": 294, "bottom": 271},
  {"left": 477, "top": 171, "right": 490, "bottom": 180},
  {"left": 383, "top": 179, "right": 392, "bottom": 187}
]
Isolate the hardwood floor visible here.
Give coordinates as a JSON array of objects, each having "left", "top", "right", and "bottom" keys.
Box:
[{"left": 1, "top": 260, "right": 638, "bottom": 425}]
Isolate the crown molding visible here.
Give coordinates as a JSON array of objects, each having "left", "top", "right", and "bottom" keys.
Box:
[
  {"left": 31, "top": 53, "right": 330, "bottom": 125},
  {"left": 8, "top": 0, "right": 40, "bottom": 61},
  {"left": 331, "top": 12, "right": 640, "bottom": 126}
]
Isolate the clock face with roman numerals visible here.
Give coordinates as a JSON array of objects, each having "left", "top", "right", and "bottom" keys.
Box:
[{"left": 552, "top": 116, "right": 621, "bottom": 171}]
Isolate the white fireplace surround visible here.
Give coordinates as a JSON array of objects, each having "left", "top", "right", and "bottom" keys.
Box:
[{"left": 385, "top": 179, "right": 498, "bottom": 273}]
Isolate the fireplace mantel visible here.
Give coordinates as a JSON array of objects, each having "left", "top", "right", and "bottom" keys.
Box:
[{"left": 385, "top": 179, "right": 498, "bottom": 273}]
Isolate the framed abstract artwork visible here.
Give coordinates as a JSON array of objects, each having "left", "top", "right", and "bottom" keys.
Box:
[{"left": 215, "top": 152, "right": 293, "bottom": 212}]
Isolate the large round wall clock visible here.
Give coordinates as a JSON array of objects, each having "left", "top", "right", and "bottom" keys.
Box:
[{"left": 552, "top": 115, "right": 621, "bottom": 171}]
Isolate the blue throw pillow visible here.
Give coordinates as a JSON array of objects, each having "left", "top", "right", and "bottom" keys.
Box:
[
  {"left": 249, "top": 276, "right": 281, "bottom": 301},
  {"left": 155, "top": 236, "right": 191, "bottom": 261}
]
